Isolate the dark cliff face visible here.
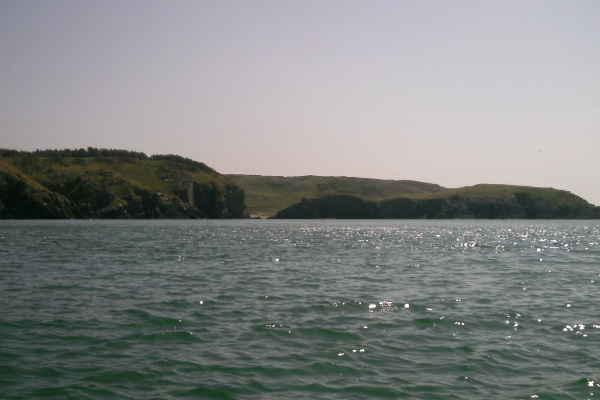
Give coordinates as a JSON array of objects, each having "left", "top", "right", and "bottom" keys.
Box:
[
  {"left": 0, "top": 171, "right": 80, "bottom": 219},
  {"left": 275, "top": 195, "right": 377, "bottom": 219},
  {"left": 275, "top": 191, "right": 600, "bottom": 220},
  {"left": 184, "top": 181, "right": 246, "bottom": 219},
  {"left": 2, "top": 177, "right": 247, "bottom": 220}
]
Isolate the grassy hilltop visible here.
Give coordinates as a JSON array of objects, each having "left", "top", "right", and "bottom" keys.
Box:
[
  {"left": 0, "top": 148, "right": 245, "bottom": 219},
  {"left": 226, "top": 174, "right": 445, "bottom": 218}
]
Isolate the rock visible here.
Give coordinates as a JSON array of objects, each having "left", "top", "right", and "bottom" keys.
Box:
[{"left": 0, "top": 169, "right": 79, "bottom": 219}]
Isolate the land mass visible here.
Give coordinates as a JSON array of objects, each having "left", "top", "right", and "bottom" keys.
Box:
[
  {"left": 1, "top": 149, "right": 597, "bottom": 219},
  {"left": 274, "top": 187, "right": 599, "bottom": 219},
  {"left": 0, "top": 148, "right": 245, "bottom": 219},
  {"left": 228, "top": 175, "right": 599, "bottom": 219}
]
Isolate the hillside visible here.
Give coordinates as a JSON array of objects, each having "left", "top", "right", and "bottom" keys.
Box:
[
  {"left": 226, "top": 174, "right": 445, "bottom": 218},
  {"left": 2, "top": 149, "right": 596, "bottom": 220},
  {"left": 0, "top": 148, "right": 246, "bottom": 219},
  {"left": 275, "top": 184, "right": 600, "bottom": 219}
]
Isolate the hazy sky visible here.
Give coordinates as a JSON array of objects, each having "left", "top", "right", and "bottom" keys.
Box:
[{"left": 1, "top": 1, "right": 599, "bottom": 204}]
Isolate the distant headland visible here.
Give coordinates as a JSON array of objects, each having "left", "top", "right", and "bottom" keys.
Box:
[
  {"left": 1, "top": 148, "right": 598, "bottom": 219},
  {"left": 227, "top": 175, "right": 600, "bottom": 219}
]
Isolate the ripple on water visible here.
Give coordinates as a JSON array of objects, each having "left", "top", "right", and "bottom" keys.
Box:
[{"left": 2, "top": 220, "right": 600, "bottom": 399}]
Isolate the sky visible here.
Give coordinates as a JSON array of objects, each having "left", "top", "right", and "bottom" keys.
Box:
[{"left": 1, "top": 1, "right": 599, "bottom": 205}]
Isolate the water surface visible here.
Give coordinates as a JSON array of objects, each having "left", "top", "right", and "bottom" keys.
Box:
[{"left": 1, "top": 220, "right": 599, "bottom": 399}]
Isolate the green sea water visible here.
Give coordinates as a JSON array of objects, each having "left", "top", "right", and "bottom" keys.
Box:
[{"left": 1, "top": 220, "right": 599, "bottom": 399}]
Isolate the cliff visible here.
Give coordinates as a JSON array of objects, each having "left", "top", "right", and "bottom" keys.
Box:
[
  {"left": 275, "top": 185, "right": 600, "bottom": 219},
  {"left": 0, "top": 162, "right": 80, "bottom": 218},
  {"left": 0, "top": 149, "right": 246, "bottom": 219}
]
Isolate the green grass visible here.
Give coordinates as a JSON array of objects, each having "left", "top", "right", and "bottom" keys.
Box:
[
  {"left": 116, "top": 161, "right": 167, "bottom": 190},
  {"left": 434, "top": 184, "right": 576, "bottom": 202},
  {"left": 226, "top": 174, "right": 445, "bottom": 217}
]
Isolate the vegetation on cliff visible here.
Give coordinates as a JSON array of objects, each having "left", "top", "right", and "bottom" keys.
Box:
[
  {"left": 274, "top": 184, "right": 600, "bottom": 219},
  {"left": 0, "top": 148, "right": 246, "bottom": 219},
  {"left": 226, "top": 174, "right": 445, "bottom": 217}
]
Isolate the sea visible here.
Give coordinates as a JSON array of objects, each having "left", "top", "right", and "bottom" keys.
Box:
[{"left": 1, "top": 219, "right": 599, "bottom": 399}]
